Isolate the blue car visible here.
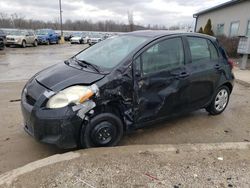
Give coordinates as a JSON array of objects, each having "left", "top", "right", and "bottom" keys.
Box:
[{"left": 35, "top": 29, "right": 59, "bottom": 45}]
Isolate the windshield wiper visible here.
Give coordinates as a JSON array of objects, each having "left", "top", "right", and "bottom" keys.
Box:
[{"left": 73, "top": 57, "right": 101, "bottom": 73}]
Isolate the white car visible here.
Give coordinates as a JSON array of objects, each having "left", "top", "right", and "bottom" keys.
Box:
[
  {"left": 70, "top": 33, "right": 89, "bottom": 44},
  {"left": 89, "top": 33, "right": 103, "bottom": 45},
  {"left": 6, "top": 29, "right": 38, "bottom": 48}
]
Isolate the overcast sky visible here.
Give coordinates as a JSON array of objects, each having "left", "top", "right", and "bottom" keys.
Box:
[{"left": 0, "top": 0, "right": 229, "bottom": 27}]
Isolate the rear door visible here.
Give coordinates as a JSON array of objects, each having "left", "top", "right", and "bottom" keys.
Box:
[
  {"left": 28, "top": 31, "right": 34, "bottom": 44},
  {"left": 185, "top": 36, "right": 222, "bottom": 109},
  {"left": 133, "top": 36, "right": 191, "bottom": 124}
]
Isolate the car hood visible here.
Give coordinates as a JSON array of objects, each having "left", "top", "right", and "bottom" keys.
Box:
[
  {"left": 90, "top": 37, "right": 101, "bottom": 40},
  {"left": 35, "top": 62, "right": 105, "bottom": 91},
  {"left": 7, "top": 35, "right": 23, "bottom": 39},
  {"left": 71, "top": 36, "right": 81, "bottom": 40}
]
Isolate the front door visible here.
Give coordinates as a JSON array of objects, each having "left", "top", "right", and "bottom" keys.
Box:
[{"left": 133, "top": 37, "right": 190, "bottom": 124}]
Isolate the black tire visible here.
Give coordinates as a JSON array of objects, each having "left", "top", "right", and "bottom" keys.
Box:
[
  {"left": 5, "top": 44, "right": 10, "bottom": 47},
  {"left": 206, "top": 86, "right": 230, "bottom": 115},
  {"left": 21, "top": 40, "right": 26, "bottom": 48},
  {"left": 80, "top": 113, "right": 124, "bottom": 148},
  {"left": 33, "top": 40, "right": 38, "bottom": 47}
]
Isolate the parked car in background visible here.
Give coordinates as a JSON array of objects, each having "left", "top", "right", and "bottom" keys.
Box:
[
  {"left": 0, "top": 29, "right": 6, "bottom": 50},
  {"left": 89, "top": 33, "right": 103, "bottom": 45},
  {"left": 64, "top": 32, "right": 73, "bottom": 41},
  {"left": 6, "top": 29, "right": 38, "bottom": 48},
  {"left": 21, "top": 31, "right": 234, "bottom": 149},
  {"left": 36, "top": 29, "right": 59, "bottom": 45},
  {"left": 70, "top": 33, "right": 89, "bottom": 44}
]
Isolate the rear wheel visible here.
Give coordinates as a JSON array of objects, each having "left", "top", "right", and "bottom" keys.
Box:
[
  {"left": 206, "top": 86, "right": 230, "bottom": 115},
  {"left": 80, "top": 113, "right": 123, "bottom": 148}
]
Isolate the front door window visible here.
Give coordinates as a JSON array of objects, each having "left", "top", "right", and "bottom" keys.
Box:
[{"left": 141, "top": 37, "right": 184, "bottom": 75}]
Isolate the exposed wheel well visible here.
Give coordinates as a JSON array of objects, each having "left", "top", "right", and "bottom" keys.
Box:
[
  {"left": 91, "top": 102, "right": 125, "bottom": 130},
  {"left": 222, "top": 82, "right": 233, "bottom": 93}
]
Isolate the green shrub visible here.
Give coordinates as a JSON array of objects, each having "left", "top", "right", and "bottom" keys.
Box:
[{"left": 216, "top": 35, "right": 240, "bottom": 58}]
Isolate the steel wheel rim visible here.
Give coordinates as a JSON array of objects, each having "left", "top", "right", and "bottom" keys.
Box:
[
  {"left": 214, "top": 89, "right": 228, "bottom": 112},
  {"left": 91, "top": 121, "right": 116, "bottom": 146}
]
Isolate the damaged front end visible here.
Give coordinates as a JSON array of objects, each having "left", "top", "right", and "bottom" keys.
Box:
[{"left": 21, "top": 78, "right": 99, "bottom": 149}]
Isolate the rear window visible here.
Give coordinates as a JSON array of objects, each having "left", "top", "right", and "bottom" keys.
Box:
[{"left": 187, "top": 37, "right": 219, "bottom": 63}]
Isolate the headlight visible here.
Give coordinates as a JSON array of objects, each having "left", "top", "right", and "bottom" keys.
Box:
[
  {"left": 16, "top": 38, "right": 22, "bottom": 42},
  {"left": 46, "top": 85, "right": 98, "bottom": 109}
]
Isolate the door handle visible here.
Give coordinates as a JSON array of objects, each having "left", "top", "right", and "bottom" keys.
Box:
[
  {"left": 171, "top": 71, "right": 189, "bottom": 79},
  {"left": 178, "top": 72, "right": 190, "bottom": 78},
  {"left": 172, "top": 72, "right": 189, "bottom": 78},
  {"left": 214, "top": 64, "right": 222, "bottom": 70}
]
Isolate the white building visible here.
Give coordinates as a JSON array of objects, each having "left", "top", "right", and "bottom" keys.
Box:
[{"left": 194, "top": 0, "right": 250, "bottom": 37}]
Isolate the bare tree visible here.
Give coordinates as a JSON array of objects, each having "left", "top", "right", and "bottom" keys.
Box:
[{"left": 0, "top": 11, "right": 181, "bottom": 32}]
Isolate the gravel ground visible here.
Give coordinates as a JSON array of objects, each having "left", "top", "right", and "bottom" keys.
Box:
[{"left": 1, "top": 143, "right": 250, "bottom": 187}]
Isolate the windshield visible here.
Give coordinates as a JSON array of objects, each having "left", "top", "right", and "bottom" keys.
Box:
[
  {"left": 9, "top": 30, "right": 27, "bottom": 36},
  {"left": 75, "top": 35, "right": 148, "bottom": 69},
  {"left": 90, "top": 33, "right": 102, "bottom": 38},
  {"left": 36, "top": 30, "right": 49, "bottom": 35},
  {"left": 72, "top": 33, "right": 82, "bottom": 37}
]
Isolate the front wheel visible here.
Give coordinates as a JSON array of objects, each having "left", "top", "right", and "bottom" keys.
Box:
[
  {"left": 21, "top": 40, "right": 26, "bottom": 48},
  {"left": 80, "top": 113, "right": 124, "bottom": 148},
  {"left": 33, "top": 40, "right": 38, "bottom": 47},
  {"left": 206, "top": 86, "right": 230, "bottom": 115}
]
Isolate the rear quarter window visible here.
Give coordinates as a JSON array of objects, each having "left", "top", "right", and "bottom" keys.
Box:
[{"left": 187, "top": 37, "right": 219, "bottom": 64}]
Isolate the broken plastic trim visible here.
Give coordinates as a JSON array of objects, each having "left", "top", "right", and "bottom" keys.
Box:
[
  {"left": 73, "top": 84, "right": 99, "bottom": 119},
  {"left": 75, "top": 100, "right": 96, "bottom": 119},
  {"left": 89, "top": 84, "right": 99, "bottom": 97}
]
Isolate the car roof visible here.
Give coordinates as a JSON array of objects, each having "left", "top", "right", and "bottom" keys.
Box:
[{"left": 125, "top": 30, "right": 216, "bottom": 41}]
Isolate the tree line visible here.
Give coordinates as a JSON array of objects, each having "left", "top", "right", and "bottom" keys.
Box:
[
  {"left": 0, "top": 12, "right": 174, "bottom": 32},
  {"left": 0, "top": 12, "right": 192, "bottom": 32}
]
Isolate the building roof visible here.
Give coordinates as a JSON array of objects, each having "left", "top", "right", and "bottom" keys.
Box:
[{"left": 193, "top": 0, "right": 246, "bottom": 17}]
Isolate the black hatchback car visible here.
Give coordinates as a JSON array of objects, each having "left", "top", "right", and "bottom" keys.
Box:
[{"left": 21, "top": 31, "right": 234, "bottom": 149}]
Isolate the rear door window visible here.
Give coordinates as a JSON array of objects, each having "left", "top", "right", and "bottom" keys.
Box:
[
  {"left": 141, "top": 37, "right": 184, "bottom": 75},
  {"left": 187, "top": 37, "right": 219, "bottom": 64}
]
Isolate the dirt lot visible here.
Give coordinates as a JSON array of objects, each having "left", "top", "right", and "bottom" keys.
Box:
[
  {"left": 0, "top": 43, "right": 86, "bottom": 82},
  {"left": 0, "top": 44, "right": 250, "bottom": 174}
]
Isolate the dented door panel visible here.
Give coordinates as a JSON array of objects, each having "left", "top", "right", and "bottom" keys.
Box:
[{"left": 134, "top": 68, "right": 190, "bottom": 123}]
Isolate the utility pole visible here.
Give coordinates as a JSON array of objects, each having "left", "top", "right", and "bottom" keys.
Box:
[{"left": 59, "top": 0, "right": 64, "bottom": 43}]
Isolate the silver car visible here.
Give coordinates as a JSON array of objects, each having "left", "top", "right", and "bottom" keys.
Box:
[{"left": 6, "top": 30, "right": 38, "bottom": 48}]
